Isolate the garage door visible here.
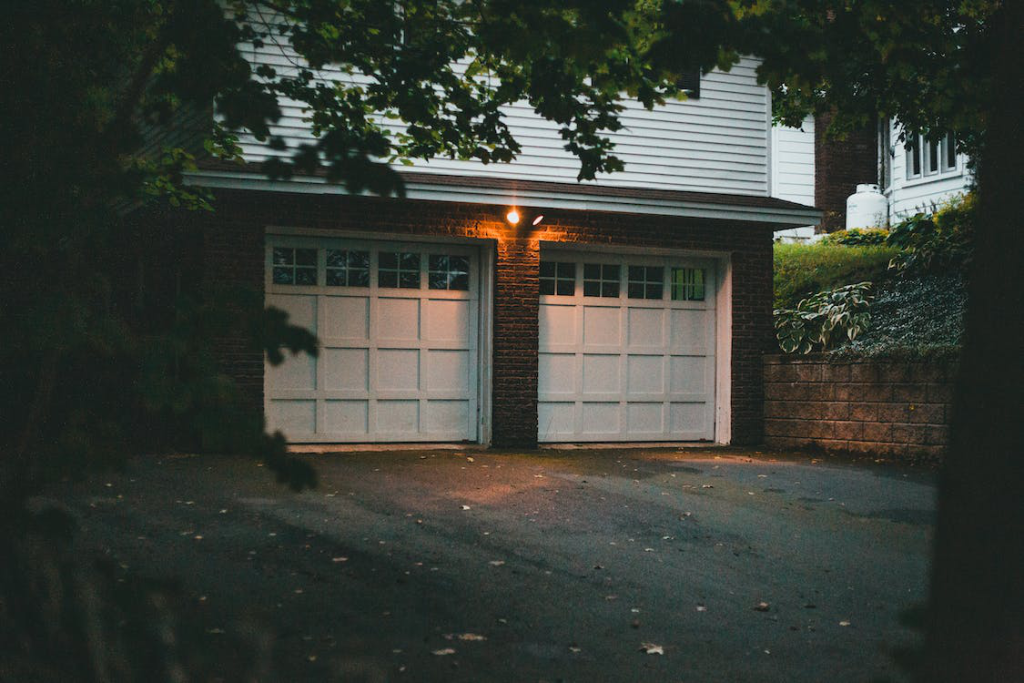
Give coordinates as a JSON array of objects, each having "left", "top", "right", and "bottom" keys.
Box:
[
  {"left": 538, "top": 251, "right": 716, "bottom": 442},
  {"left": 265, "top": 237, "right": 480, "bottom": 443}
]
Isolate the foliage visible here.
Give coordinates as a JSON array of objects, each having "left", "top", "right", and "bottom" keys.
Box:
[
  {"left": 819, "top": 228, "right": 890, "bottom": 247},
  {"left": 774, "top": 282, "right": 873, "bottom": 354},
  {"left": 887, "top": 193, "right": 975, "bottom": 276},
  {"left": 734, "top": 0, "right": 1000, "bottom": 157},
  {"left": 831, "top": 273, "right": 965, "bottom": 358},
  {"left": 773, "top": 242, "right": 897, "bottom": 308}
]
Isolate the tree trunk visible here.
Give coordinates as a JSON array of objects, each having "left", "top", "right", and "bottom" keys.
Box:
[{"left": 920, "top": 3, "right": 1024, "bottom": 679}]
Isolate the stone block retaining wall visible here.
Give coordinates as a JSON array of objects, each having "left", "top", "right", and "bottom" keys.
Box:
[{"left": 764, "top": 354, "right": 957, "bottom": 460}]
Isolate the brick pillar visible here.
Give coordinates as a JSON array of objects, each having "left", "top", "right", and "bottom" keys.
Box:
[
  {"left": 491, "top": 235, "right": 540, "bottom": 448},
  {"left": 815, "top": 111, "right": 878, "bottom": 232}
]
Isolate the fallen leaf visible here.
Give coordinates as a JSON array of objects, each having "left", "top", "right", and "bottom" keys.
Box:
[
  {"left": 466, "top": 457, "right": 475, "bottom": 463},
  {"left": 488, "top": 560, "right": 505, "bottom": 566},
  {"left": 839, "top": 620, "right": 851, "bottom": 627},
  {"left": 754, "top": 602, "right": 770, "bottom": 612},
  {"left": 457, "top": 633, "right": 487, "bottom": 641},
  {"left": 569, "top": 646, "right": 582, "bottom": 653},
  {"left": 432, "top": 648, "right": 456, "bottom": 656},
  {"left": 461, "top": 505, "right": 471, "bottom": 511},
  {"left": 640, "top": 642, "right": 664, "bottom": 655},
  {"left": 332, "top": 557, "right": 348, "bottom": 563},
  {"left": 696, "top": 605, "right": 707, "bottom": 612},
  {"left": 701, "top": 484, "right": 714, "bottom": 489}
]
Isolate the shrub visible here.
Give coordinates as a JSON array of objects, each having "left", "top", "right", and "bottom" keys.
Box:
[
  {"left": 887, "top": 193, "right": 974, "bottom": 276},
  {"left": 819, "top": 227, "right": 890, "bottom": 246},
  {"left": 773, "top": 242, "right": 898, "bottom": 308},
  {"left": 774, "top": 282, "right": 873, "bottom": 354}
]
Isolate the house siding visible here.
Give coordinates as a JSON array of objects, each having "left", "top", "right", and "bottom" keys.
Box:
[
  {"left": 236, "top": 32, "right": 771, "bottom": 197},
  {"left": 192, "top": 189, "right": 774, "bottom": 448},
  {"left": 887, "top": 120, "right": 972, "bottom": 220}
]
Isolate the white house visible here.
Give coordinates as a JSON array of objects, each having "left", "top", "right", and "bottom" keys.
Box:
[{"left": 173, "top": 38, "right": 821, "bottom": 449}]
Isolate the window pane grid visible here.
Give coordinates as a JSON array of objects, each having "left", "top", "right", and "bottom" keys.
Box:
[
  {"left": 540, "top": 261, "right": 576, "bottom": 296},
  {"left": 379, "top": 252, "right": 420, "bottom": 289},
  {"left": 627, "top": 265, "right": 664, "bottom": 300},
  {"left": 325, "top": 249, "right": 370, "bottom": 287},
  {"left": 671, "top": 267, "right": 705, "bottom": 301},
  {"left": 272, "top": 247, "right": 317, "bottom": 286},
  {"left": 583, "top": 263, "right": 620, "bottom": 298},
  {"left": 428, "top": 254, "right": 470, "bottom": 290}
]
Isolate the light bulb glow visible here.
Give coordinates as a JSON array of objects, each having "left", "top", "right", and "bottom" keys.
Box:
[
  {"left": 506, "top": 209, "right": 520, "bottom": 225},
  {"left": 532, "top": 214, "right": 544, "bottom": 226}
]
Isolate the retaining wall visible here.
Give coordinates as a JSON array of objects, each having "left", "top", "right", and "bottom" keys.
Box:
[{"left": 763, "top": 354, "right": 957, "bottom": 460}]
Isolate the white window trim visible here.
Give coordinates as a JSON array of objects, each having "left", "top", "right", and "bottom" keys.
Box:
[{"left": 905, "top": 132, "right": 962, "bottom": 182}]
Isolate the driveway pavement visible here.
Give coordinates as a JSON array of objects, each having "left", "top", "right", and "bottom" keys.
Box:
[{"left": 62, "top": 448, "right": 936, "bottom": 682}]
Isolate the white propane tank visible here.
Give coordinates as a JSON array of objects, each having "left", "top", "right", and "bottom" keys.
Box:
[{"left": 846, "top": 184, "right": 888, "bottom": 230}]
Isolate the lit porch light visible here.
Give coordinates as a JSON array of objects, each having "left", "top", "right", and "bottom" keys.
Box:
[
  {"left": 505, "top": 208, "right": 520, "bottom": 225},
  {"left": 532, "top": 214, "right": 544, "bottom": 226}
]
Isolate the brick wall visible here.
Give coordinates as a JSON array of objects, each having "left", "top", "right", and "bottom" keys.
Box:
[
  {"left": 181, "top": 189, "right": 775, "bottom": 448},
  {"left": 814, "top": 111, "right": 878, "bottom": 232},
  {"left": 764, "top": 354, "right": 956, "bottom": 460}
]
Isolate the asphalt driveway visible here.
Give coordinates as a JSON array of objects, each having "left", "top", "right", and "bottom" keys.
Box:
[{"left": 61, "top": 448, "right": 936, "bottom": 682}]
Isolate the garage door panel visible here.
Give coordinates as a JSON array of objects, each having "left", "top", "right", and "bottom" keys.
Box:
[
  {"left": 266, "top": 238, "right": 480, "bottom": 443},
  {"left": 539, "top": 306, "right": 575, "bottom": 346},
  {"left": 267, "top": 352, "right": 317, "bottom": 391},
  {"left": 581, "top": 403, "right": 621, "bottom": 435},
  {"left": 539, "top": 353, "right": 575, "bottom": 395},
  {"left": 424, "top": 400, "right": 470, "bottom": 434},
  {"left": 268, "top": 399, "right": 316, "bottom": 435},
  {"left": 324, "top": 400, "right": 369, "bottom": 435},
  {"left": 268, "top": 294, "right": 318, "bottom": 332},
  {"left": 539, "top": 251, "right": 716, "bottom": 442},
  {"left": 322, "top": 297, "right": 369, "bottom": 340},
  {"left": 427, "top": 350, "right": 470, "bottom": 391},
  {"left": 378, "top": 298, "right": 421, "bottom": 341},
  {"left": 426, "top": 299, "right": 471, "bottom": 342},
  {"left": 627, "top": 308, "right": 665, "bottom": 347},
  {"left": 669, "top": 356, "right": 708, "bottom": 393},
  {"left": 539, "top": 402, "right": 575, "bottom": 439},
  {"left": 583, "top": 308, "right": 621, "bottom": 347},
  {"left": 627, "top": 403, "right": 665, "bottom": 434},
  {"left": 627, "top": 355, "right": 665, "bottom": 394},
  {"left": 582, "top": 354, "right": 620, "bottom": 394},
  {"left": 670, "top": 402, "right": 710, "bottom": 434},
  {"left": 322, "top": 348, "right": 368, "bottom": 391},
  {"left": 669, "top": 309, "right": 710, "bottom": 353},
  {"left": 376, "top": 400, "right": 420, "bottom": 433}
]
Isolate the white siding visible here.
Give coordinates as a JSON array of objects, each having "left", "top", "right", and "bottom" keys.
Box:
[
  {"left": 771, "top": 117, "right": 816, "bottom": 240},
  {"left": 887, "top": 119, "right": 973, "bottom": 220},
  {"left": 771, "top": 117, "right": 815, "bottom": 205},
  {"left": 236, "top": 36, "right": 772, "bottom": 197}
]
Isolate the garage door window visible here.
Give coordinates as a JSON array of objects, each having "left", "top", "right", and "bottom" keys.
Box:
[
  {"left": 272, "top": 247, "right": 318, "bottom": 285},
  {"left": 428, "top": 254, "right": 470, "bottom": 291},
  {"left": 583, "top": 263, "right": 620, "bottom": 298},
  {"left": 670, "top": 267, "right": 705, "bottom": 301},
  {"left": 379, "top": 252, "right": 420, "bottom": 289},
  {"left": 540, "top": 261, "right": 576, "bottom": 296},
  {"left": 627, "top": 265, "right": 664, "bottom": 300},
  {"left": 325, "top": 249, "right": 370, "bottom": 287}
]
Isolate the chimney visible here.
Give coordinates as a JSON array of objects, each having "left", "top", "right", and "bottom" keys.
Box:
[{"left": 814, "top": 110, "right": 878, "bottom": 232}]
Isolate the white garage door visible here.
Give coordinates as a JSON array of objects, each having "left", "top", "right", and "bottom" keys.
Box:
[
  {"left": 265, "top": 237, "right": 480, "bottom": 443},
  {"left": 538, "top": 251, "right": 717, "bottom": 442}
]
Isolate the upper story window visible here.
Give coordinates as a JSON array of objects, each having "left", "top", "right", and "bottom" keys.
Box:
[{"left": 906, "top": 132, "right": 958, "bottom": 180}]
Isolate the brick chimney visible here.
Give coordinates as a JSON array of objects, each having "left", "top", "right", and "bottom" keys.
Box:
[{"left": 814, "top": 111, "right": 878, "bottom": 232}]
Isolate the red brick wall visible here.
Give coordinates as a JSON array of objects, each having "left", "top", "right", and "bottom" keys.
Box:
[
  {"left": 191, "top": 189, "right": 775, "bottom": 448},
  {"left": 764, "top": 354, "right": 956, "bottom": 460},
  {"left": 814, "top": 111, "right": 878, "bottom": 232}
]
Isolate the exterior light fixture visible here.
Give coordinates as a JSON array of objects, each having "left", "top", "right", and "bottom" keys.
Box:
[
  {"left": 532, "top": 214, "right": 544, "bottom": 226},
  {"left": 505, "top": 209, "right": 520, "bottom": 225}
]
